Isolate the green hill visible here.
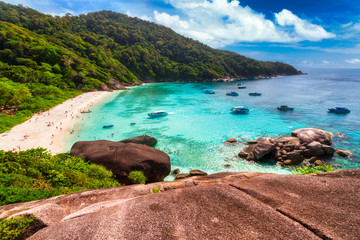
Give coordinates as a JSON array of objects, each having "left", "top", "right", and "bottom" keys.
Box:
[{"left": 0, "top": 1, "right": 300, "bottom": 87}]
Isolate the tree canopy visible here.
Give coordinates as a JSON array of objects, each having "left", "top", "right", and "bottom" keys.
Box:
[{"left": 0, "top": 1, "right": 300, "bottom": 89}]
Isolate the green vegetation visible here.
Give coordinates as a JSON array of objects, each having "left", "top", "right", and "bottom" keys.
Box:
[
  {"left": 150, "top": 187, "right": 161, "bottom": 194},
  {"left": 292, "top": 165, "right": 335, "bottom": 175},
  {"left": 0, "top": 215, "right": 35, "bottom": 240},
  {"left": 128, "top": 171, "right": 147, "bottom": 184},
  {"left": 0, "top": 148, "right": 120, "bottom": 206},
  {"left": 0, "top": 2, "right": 299, "bottom": 84}
]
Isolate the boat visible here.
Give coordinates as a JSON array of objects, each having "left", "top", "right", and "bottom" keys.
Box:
[
  {"left": 102, "top": 125, "right": 114, "bottom": 128},
  {"left": 277, "top": 105, "right": 294, "bottom": 111},
  {"left": 226, "top": 91, "right": 239, "bottom": 96},
  {"left": 231, "top": 106, "right": 249, "bottom": 114},
  {"left": 148, "top": 110, "right": 168, "bottom": 118},
  {"left": 236, "top": 82, "right": 243, "bottom": 86},
  {"left": 249, "top": 92, "right": 262, "bottom": 96},
  {"left": 328, "top": 107, "right": 351, "bottom": 114},
  {"left": 237, "top": 85, "right": 246, "bottom": 89},
  {"left": 204, "top": 89, "right": 215, "bottom": 94}
]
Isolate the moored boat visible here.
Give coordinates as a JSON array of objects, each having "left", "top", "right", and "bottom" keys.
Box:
[
  {"left": 277, "top": 105, "right": 294, "bottom": 111},
  {"left": 237, "top": 85, "right": 246, "bottom": 89},
  {"left": 226, "top": 91, "right": 239, "bottom": 96},
  {"left": 231, "top": 106, "right": 249, "bottom": 114},
  {"left": 204, "top": 89, "right": 215, "bottom": 94},
  {"left": 328, "top": 107, "right": 351, "bottom": 114},
  {"left": 102, "top": 125, "right": 114, "bottom": 128},
  {"left": 148, "top": 110, "right": 168, "bottom": 118},
  {"left": 249, "top": 92, "right": 261, "bottom": 96}
]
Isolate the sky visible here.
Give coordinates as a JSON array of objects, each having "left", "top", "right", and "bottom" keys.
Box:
[{"left": 4, "top": 0, "right": 360, "bottom": 69}]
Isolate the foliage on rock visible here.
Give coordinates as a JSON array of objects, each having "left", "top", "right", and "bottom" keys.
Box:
[
  {"left": 0, "top": 215, "right": 35, "bottom": 240},
  {"left": 128, "top": 170, "right": 147, "bottom": 184},
  {"left": 292, "top": 165, "right": 335, "bottom": 175}
]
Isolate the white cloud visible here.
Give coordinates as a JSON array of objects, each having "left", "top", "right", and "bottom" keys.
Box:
[
  {"left": 275, "top": 9, "right": 335, "bottom": 41},
  {"left": 154, "top": 11, "right": 190, "bottom": 30},
  {"left": 154, "top": 0, "right": 335, "bottom": 47},
  {"left": 346, "top": 58, "right": 360, "bottom": 64}
]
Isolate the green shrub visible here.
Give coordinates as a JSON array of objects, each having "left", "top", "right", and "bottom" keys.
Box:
[
  {"left": 293, "top": 165, "right": 335, "bottom": 175},
  {"left": 128, "top": 171, "right": 147, "bottom": 184},
  {"left": 150, "top": 187, "right": 160, "bottom": 194},
  {"left": 0, "top": 148, "right": 121, "bottom": 206},
  {"left": 0, "top": 215, "right": 35, "bottom": 240}
]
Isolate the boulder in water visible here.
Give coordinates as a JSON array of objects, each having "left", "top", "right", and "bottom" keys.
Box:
[
  {"left": 291, "top": 128, "right": 332, "bottom": 145},
  {"left": 119, "top": 135, "right": 157, "bottom": 146}
]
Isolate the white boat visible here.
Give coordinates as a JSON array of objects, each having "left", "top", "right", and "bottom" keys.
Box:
[
  {"left": 204, "top": 89, "right": 215, "bottom": 94},
  {"left": 231, "top": 106, "right": 249, "bottom": 114},
  {"left": 148, "top": 110, "right": 168, "bottom": 118}
]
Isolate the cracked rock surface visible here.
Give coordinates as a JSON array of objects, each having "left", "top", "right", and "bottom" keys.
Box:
[{"left": 1, "top": 170, "right": 359, "bottom": 239}]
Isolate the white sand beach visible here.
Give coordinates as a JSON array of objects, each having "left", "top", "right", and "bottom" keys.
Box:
[{"left": 0, "top": 91, "right": 115, "bottom": 154}]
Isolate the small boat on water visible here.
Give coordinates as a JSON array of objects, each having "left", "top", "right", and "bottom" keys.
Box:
[
  {"left": 328, "top": 107, "right": 351, "bottom": 114},
  {"left": 277, "top": 105, "right": 294, "bottom": 111},
  {"left": 249, "top": 92, "right": 261, "bottom": 96},
  {"left": 204, "top": 89, "right": 215, "bottom": 94},
  {"left": 231, "top": 106, "right": 249, "bottom": 114},
  {"left": 226, "top": 91, "right": 239, "bottom": 96},
  {"left": 237, "top": 82, "right": 243, "bottom": 86},
  {"left": 148, "top": 110, "right": 168, "bottom": 118},
  {"left": 102, "top": 125, "right": 114, "bottom": 128},
  {"left": 237, "top": 85, "right": 246, "bottom": 89}
]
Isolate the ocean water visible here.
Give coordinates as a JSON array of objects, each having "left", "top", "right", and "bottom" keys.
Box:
[{"left": 65, "top": 68, "right": 360, "bottom": 178}]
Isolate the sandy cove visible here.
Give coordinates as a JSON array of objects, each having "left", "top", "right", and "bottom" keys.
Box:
[{"left": 0, "top": 91, "right": 115, "bottom": 154}]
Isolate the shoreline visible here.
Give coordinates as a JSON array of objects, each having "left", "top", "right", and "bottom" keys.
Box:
[{"left": 0, "top": 91, "right": 117, "bottom": 154}]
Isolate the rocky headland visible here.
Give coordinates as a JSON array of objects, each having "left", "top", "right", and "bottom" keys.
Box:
[
  {"left": 238, "top": 128, "right": 351, "bottom": 167},
  {"left": 1, "top": 169, "right": 359, "bottom": 239}
]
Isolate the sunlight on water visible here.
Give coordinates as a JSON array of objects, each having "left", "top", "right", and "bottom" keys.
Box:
[{"left": 65, "top": 68, "right": 360, "bottom": 177}]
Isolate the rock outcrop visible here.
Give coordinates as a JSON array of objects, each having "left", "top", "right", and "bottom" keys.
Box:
[
  {"left": 70, "top": 140, "right": 170, "bottom": 184},
  {"left": 239, "top": 128, "right": 349, "bottom": 166},
  {"left": 224, "top": 137, "right": 238, "bottom": 144},
  {"left": 1, "top": 169, "right": 359, "bottom": 239}
]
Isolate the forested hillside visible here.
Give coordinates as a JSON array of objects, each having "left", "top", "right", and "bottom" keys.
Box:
[{"left": 0, "top": 1, "right": 299, "bottom": 87}]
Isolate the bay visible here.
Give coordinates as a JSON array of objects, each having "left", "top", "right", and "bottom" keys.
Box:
[{"left": 65, "top": 68, "right": 360, "bottom": 178}]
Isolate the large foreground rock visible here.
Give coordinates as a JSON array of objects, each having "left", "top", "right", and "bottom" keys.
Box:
[
  {"left": 1, "top": 169, "right": 359, "bottom": 239},
  {"left": 70, "top": 140, "right": 170, "bottom": 184}
]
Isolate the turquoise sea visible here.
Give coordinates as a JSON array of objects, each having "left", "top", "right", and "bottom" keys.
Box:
[{"left": 65, "top": 68, "right": 360, "bottom": 178}]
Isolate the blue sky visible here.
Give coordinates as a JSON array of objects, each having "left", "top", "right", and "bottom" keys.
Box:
[{"left": 5, "top": 0, "right": 360, "bottom": 69}]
